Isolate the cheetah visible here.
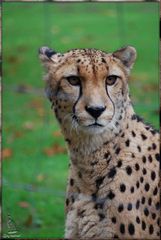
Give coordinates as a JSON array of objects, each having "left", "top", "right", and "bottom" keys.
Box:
[{"left": 39, "top": 46, "right": 160, "bottom": 239}]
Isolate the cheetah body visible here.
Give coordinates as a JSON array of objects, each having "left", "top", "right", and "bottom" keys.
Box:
[{"left": 39, "top": 46, "right": 160, "bottom": 239}]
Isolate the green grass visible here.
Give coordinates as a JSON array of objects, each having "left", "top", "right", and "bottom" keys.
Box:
[{"left": 2, "top": 2, "right": 159, "bottom": 238}]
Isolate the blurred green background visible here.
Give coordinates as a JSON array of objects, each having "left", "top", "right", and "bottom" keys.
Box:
[{"left": 2, "top": 2, "right": 159, "bottom": 238}]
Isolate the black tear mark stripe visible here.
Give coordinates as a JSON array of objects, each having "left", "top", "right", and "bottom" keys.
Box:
[
  {"left": 72, "top": 85, "right": 82, "bottom": 114},
  {"left": 105, "top": 85, "right": 115, "bottom": 120}
]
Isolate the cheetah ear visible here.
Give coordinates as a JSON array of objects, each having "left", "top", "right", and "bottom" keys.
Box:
[
  {"left": 113, "top": 46, "right": 137, "bottom": 69},
  {"left": 39, "top": 46, "right": 61, "bottom": 68}
]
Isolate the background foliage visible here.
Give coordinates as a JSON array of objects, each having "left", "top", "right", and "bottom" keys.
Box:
[{"left": 2, "top": 2, "right": 159, "bottom": 238}]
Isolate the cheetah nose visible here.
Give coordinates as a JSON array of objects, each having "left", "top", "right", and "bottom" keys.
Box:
[{"left": 85, "top": 105, "right": 106, "bottom": 119}]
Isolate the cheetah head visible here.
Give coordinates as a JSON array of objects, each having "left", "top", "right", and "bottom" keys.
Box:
[{"left": 39, "top": 46, "right": 136, "bottom": 135}]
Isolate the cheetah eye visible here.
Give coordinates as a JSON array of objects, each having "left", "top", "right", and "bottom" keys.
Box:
[
  {"left": 66, "top": 75, "right": 81, "bottom": 86},
  {"left": 106, "top": 75, "right": 118, "bottom": 86}
]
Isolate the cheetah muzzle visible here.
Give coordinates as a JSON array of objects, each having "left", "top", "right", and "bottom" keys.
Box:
[{"left": 39, "top": 46, "right": 160, "bottom": 239}]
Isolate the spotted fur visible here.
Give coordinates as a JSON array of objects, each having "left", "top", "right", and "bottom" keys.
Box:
[{"left": 39, "top": 46, "right": 160, "bottom": 239}]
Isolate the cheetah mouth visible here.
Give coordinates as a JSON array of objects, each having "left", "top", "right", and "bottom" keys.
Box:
[
  {"left": 87, "top": 122, "right": 104, "bottom": 128},
  {"left": 83, "top": 122, "right": 106, "bottom": 134}
]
